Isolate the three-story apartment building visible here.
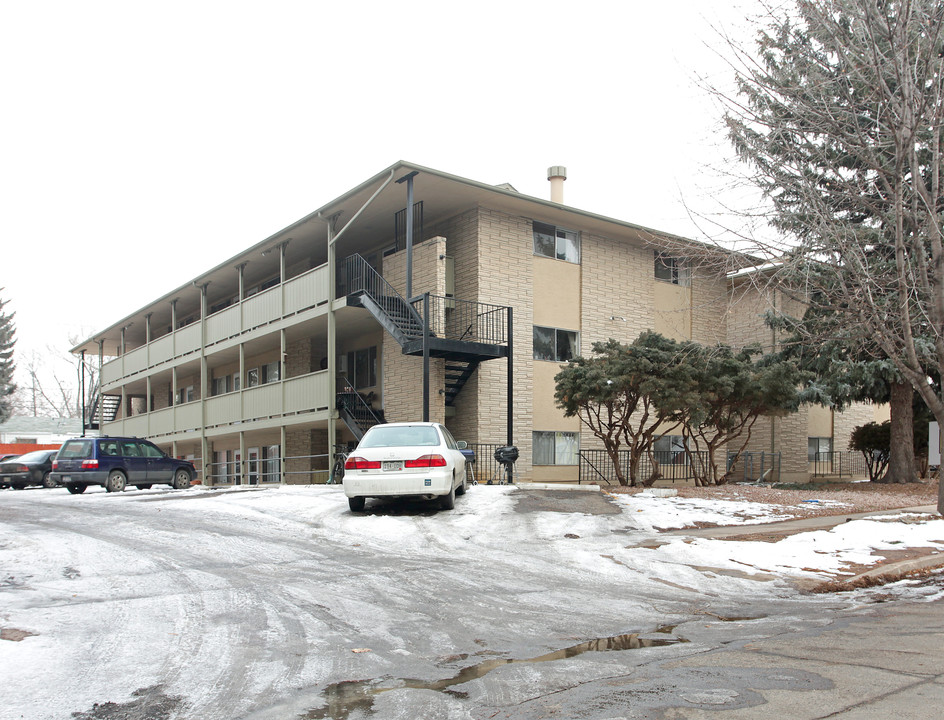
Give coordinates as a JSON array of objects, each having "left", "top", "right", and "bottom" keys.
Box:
[{"left": 74, "top": 161, "right": 882, "bottom": 485}]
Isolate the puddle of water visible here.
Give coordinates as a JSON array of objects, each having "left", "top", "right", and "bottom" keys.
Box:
[{"left": 300, "top": 626, "right": 687, "bottom": 719}]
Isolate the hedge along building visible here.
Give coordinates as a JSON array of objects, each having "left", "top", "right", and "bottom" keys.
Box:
[{"left": 71, "top": 161, "right": 881, "bottom": 485}]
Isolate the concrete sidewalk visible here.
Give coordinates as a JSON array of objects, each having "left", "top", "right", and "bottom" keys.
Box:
[{"left": 656, "top": 598, "right": 944, "bottom": 719}]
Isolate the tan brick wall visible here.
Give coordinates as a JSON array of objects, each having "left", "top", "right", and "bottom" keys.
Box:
[
  {"left": 475, "top": 208, "right": 534, "bottom": 476},
  {"left": 284, "top": 428, "right": 329, "bottom": 484},
  {"left": 380, "top": 237, "right": 447, "bottom": 425},
  {"left": 285, "top": 337, "right": 315, "bottom": 378},
  {"left": 833, "top": 401, "right": 875, "bottom": 454}
]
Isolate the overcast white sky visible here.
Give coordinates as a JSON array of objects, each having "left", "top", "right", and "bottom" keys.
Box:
[{"left": 1, "top": 0, "right": 763, "bottom": 400}]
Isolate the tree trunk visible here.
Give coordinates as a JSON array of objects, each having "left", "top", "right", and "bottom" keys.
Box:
[{"left": 879, "top": 382, "right": 918, "bottom": 484}]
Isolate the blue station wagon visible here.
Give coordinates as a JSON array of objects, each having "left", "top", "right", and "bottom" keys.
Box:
[{"left": 51, "top": 437, "right": 196, "bottom": 494}]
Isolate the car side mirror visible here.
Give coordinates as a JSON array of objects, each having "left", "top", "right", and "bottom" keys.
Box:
[{"left": 456, "top": 441, "right": 468, "bottom": 449}]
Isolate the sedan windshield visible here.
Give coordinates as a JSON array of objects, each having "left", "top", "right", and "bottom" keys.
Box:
[{"left": 358, "top": 426, "right": 441, "bottom": 448}]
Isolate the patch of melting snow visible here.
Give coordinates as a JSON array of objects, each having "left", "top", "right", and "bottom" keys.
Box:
[{"left": 301, "top": 627, "right": 688, "bottom": 720}]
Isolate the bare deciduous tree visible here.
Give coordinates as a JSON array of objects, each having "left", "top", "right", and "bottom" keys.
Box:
[{"left": 713, "top": 0, "right": 944, "bottom": 507}]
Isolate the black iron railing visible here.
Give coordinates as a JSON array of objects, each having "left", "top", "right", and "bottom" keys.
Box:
[
  {"left": 344, "top": 253, "right": 424, "bottom": 335},
  {"left": 410, "top": 294, "right": 509, "bottom": 346},
  {"left": 811, "top": 451, "right": 869, "bottom": 478},
  {"left": 728, "top": 451, "right": 781, "bottom": 483},
  {"left": 578, "top": 449, "right": 713, "bottom": 485},
  {"left": 336, "top": 377, "right": 385, "bottom": 435}
]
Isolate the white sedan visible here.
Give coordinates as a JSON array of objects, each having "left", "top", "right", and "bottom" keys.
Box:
[{"left": 343, "top": 422, "right": 469, "bottom": 512}]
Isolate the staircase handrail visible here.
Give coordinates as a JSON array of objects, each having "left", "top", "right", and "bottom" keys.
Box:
[
  {"left": 336, "top": 376, "right": 385, "bottom": 429},
  {"left": 345, "top": 254, "right": 424, "bottom": 333},
  {"left": 410, "top": 294, "right": 509, "bottom": 346}
]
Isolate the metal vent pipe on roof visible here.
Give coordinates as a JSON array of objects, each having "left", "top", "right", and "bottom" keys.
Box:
[{"left": 548, "top": 165, "right": 567, "bottom": 203}]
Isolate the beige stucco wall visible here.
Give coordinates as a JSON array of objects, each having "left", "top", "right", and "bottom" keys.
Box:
[
  {"left": 653, "top": 280, "right": 692, "bottom": 341},
  {"left": 807, "top": 404, "right": 833, "bottom": 438}
]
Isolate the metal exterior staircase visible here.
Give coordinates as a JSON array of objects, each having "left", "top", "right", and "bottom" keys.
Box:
[
  {"left": 340, "top": 253, "right": 510, "bottom": 434},
  {"left": 86, "top": 388, "right": 120, "bottom": 430},
  {"left": 336, "top": 377, "right": 386, "bottom": 441}
]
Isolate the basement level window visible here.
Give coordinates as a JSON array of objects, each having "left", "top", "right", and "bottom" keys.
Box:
[
  {"left": 654, "top": 252, "right": 690, "bottom": 286},
  {"left": 533, "top": 431, "right": 579, "bottom": 465},
  {"left": 533, "top": 221, "right": 580, "bottom": 264}
]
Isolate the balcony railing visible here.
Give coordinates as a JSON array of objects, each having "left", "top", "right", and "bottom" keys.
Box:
[
  {"left": 411, "top": 294, "right": 509, "bottom": 346},
  {"left": 100, "top": 264, "right": 329, "bottom": 387},
  {"left": 103, "top": 371, "right": 331, "bottom": 439}
]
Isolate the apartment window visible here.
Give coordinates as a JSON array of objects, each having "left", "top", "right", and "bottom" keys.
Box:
[
  {"left": 653, "top": 434, "right": 686, "bottom": 464},
  {"left": 346, "top": 346, "right": 378, "bottom": 389},
  {"left": 533, "top": 431, "right": 579, "bottom": 465},
  {"left": 262, "top": 361, "right": 280, "bottom": 383},
  {"left": 654, "top": 252, "right": 690, "bottom": 286},
  {"left": 533, "top": 221, "right": 580, "bottom": 263},
  {"left": 211, "top": 376, "right": 230, "bottom": 396},
  {"left": 176, "top": 385, "right": 194, "bottom": 404},
  {"left": 808, "top": 437, "right": 832, "bottom": 462},
  {"left": 533, "top": 326, "right": 578, "bottom": 362},
  {"left": 247, "top": 367, "right": 260, "bottom": 387},
  {"left": 262, "top": 445, "right": 281, "bottom": 483}
]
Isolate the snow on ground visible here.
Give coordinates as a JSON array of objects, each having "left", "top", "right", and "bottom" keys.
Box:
[
  {"left": 1, "top": 484, "right": 943, "bottom": 720},
  {"left": 175, "top": 484, "right": 944, "bottom": 585}
]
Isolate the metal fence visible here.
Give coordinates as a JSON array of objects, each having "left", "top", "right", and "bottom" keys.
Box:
[
  {"left": 204, "top": 459, "right": 283, "bottom": 486},
  {"left": 578, "top": 449, "right": 713, "bottom": 485},
  {"left": 728, "top": 451, "right": 781, "bottom": 483},
  {"left": 465, "top": 443, "right": 517, "bottom": 484},
  {"left": 411, "top": 294, "right": 509, "bottom": 346},
  {"left": 811, "top": 451, "right": 869, "bottom": 479}
]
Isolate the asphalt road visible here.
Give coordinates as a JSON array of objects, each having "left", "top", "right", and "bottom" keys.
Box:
[{"left": 0, "top": 486, "right": 940, "bottom": 720}]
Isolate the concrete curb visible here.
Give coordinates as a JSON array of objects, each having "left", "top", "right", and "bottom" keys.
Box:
[{"left": 517, "top": 482, "right": 601, "bottom": 492}]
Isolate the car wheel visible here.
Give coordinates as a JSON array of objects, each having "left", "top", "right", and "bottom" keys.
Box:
[
  {"left": 456, "top": 471, "right": 467, "bottom": 496},
  {"left": 105, "top": 471, "right": 127, "bottom": 493},
  {"left": 348, "top": 496, "right": 366, "bottom": 512},
  {"left": 439, "top": 479, "right": 456, "bottom": 510},
  {"left": 11, "top": 482, "right": 26, "bottom": 490},
  {"left": 66, "top": 483, "right": 86, "bottom": 495},
  {"left": 42, "top": 471, "right": 57, "bottom": 489},
  {"left": 136, "top": 484, "right": 152, "bottom": 490},
  {"left": 172, "top": 469, "right": 192, "bottom": 490}
]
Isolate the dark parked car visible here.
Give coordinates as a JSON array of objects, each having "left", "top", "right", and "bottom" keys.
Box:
[
  {"left": 51, "top": 437, "right": 196, "bottom": 494},
  {"left": 0, "top": 449, "right": 60, "bottom": 489}
]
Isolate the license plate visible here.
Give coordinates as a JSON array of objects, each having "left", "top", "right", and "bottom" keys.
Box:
[
  {"left": 382, "top": 461, "right": 403, "bottom": 471},
  {"left": 2, "top": 477, "right": 8, "bottom": 483},
  {"left": 62, "top": 476, "right": 71, "bottom": 483}
]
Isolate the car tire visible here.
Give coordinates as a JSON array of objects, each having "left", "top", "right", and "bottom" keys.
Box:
[
  {"left": 348, "top": 496, "right": 366, "bottom": 512},
  {"left": 172, "top": 469, "right": 192, "bottom": 490},
  {"left": 11, "top": 482, "right": 26, "bottom": 490},
  {"left": 42, "top": 471, "right": 57, "bottom": 489},
  {"left": 136, "top": 484, "right": 152, "bottom": 490},
  {"left": 105, "top": 471, "right": 127, "bottom": 493},
  {"left": 66, "top": 483, "right": 86, "bottom": 495},
  {"left": 439, "top": 479, "right": 456, "bottom": 510},
  {"left": 456, "top": 472, "right": 467, "bottom": 496}
]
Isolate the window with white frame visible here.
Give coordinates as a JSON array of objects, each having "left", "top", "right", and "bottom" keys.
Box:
[
  {"left": 652, "top": 434, "right": 686, "bottom": 464},
  {"left": 176, "top": 385, "right": 194, "bottom": 404},
  {"left": 533, "top": 221, "right": 580, "bottom": 263},
  {"left": 533, "top": 431, "right": 579, "bottom": 465},
  {"left": 211, "top": 376, "right": 230, "bottom": 396},
  {"left": 533, "top": 326, "right": 578, "bottom": 362},
  {"left": 808, "top": 437, "right": 832, "bottom": 462},
  {"left": 654, "top": 252, "right": 690, "bottom": 286},
  {"left": 346, "top": 346, "right": 378, "bottom": 389},
  {"left": 262, "top": 361, "right": 280, "bottom": 383}
]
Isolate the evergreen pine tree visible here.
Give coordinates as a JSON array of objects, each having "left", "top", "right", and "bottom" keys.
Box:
[{"left": 0, "top": 291, "right": 16, "bottom": 423}]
